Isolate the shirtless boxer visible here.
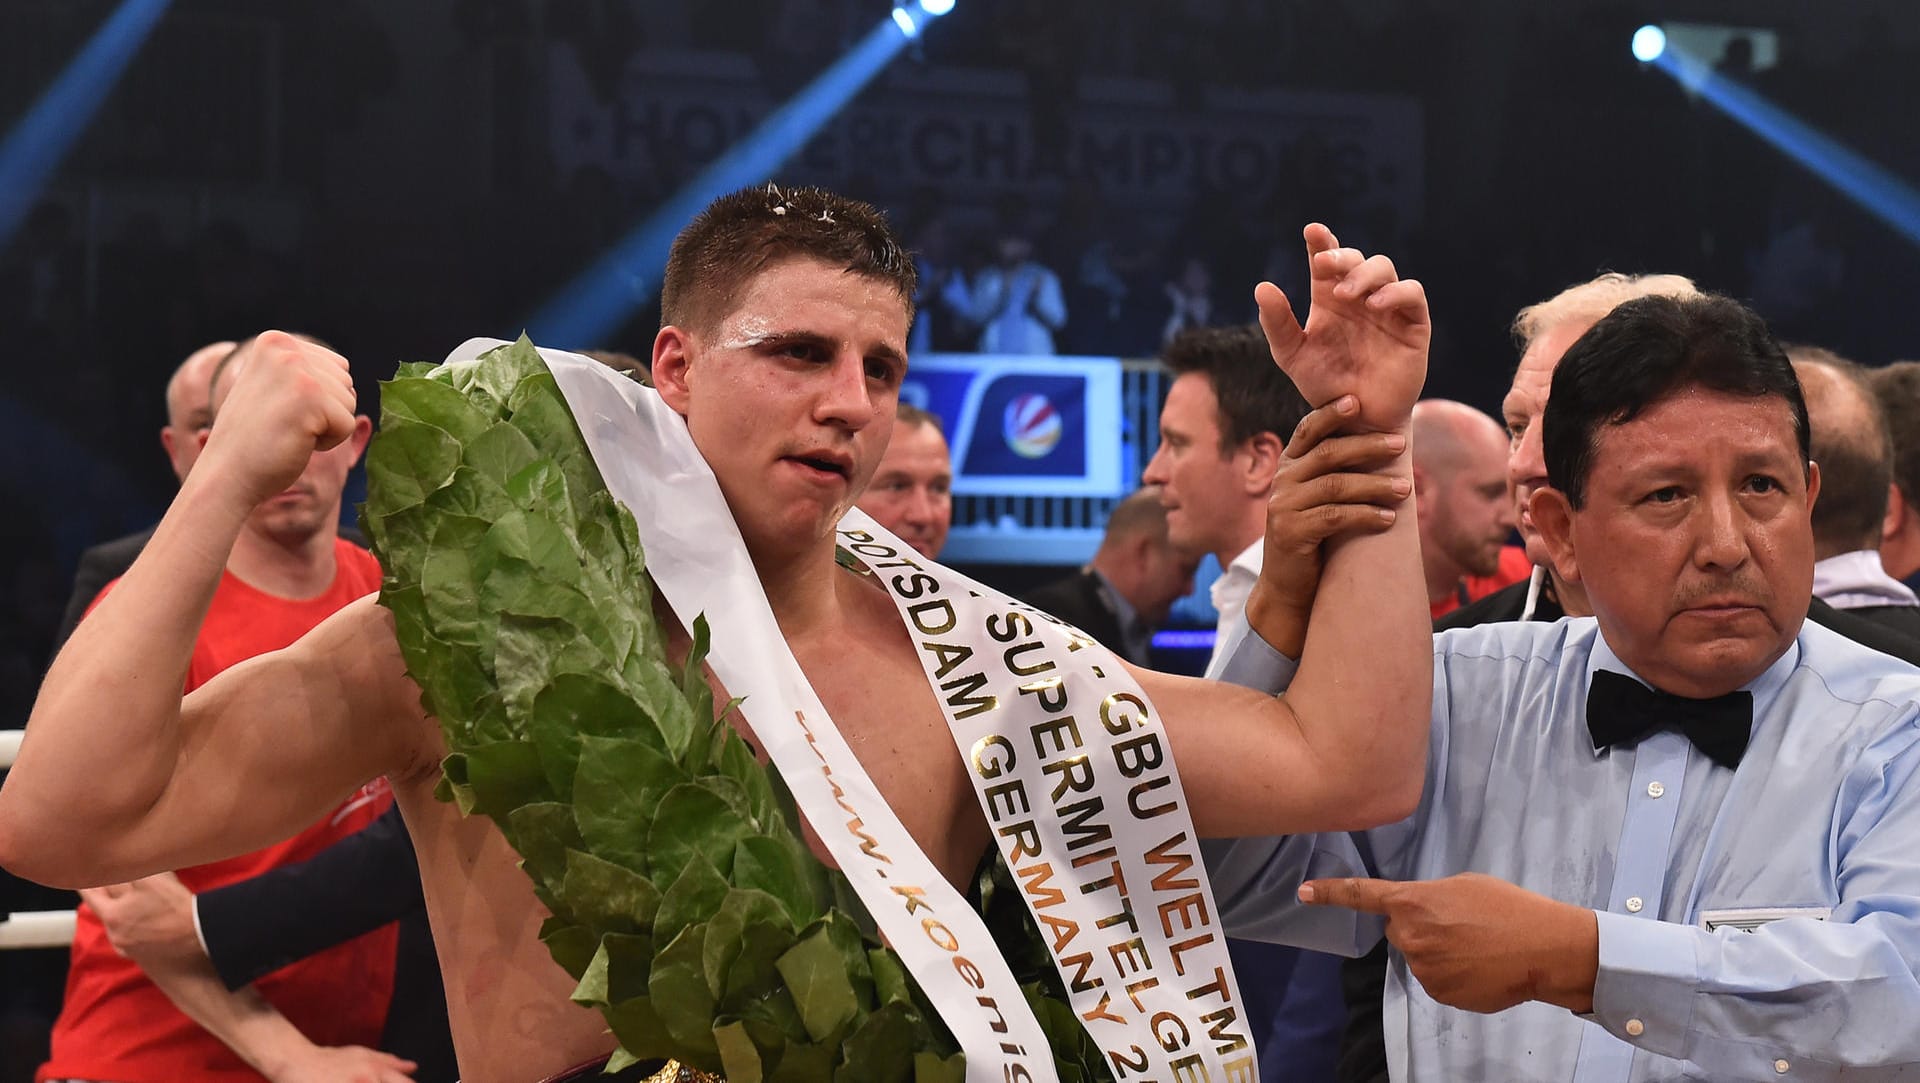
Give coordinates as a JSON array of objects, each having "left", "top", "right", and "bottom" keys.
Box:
[{"left": 1, "top": 186, "right": 1432, "bottom": 1082}]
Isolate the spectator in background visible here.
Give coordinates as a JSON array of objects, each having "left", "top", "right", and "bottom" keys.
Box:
[
  {"left": 38, "top": 337, "right": 410, "bottom": 1083},
  {"left": 1139, "top": 323, "right": 1343, "bottom": 1082},
  {"left": 1144, "top": 325, "right": 1312, "bottom": 673},
  {"left": 1410, "top": 399, "right": 1528, "bottom": 620},
  {"left": 52, "top": 341, "right": 234, "bottom": 654},
  {"left": 955, "top": 232, "right": 1067, "bottom": 354},
  {"left": 904, "top": 209, "right": 973, "bottom": 355},
  {"left": 1160, "top": 255, "right": 1219, "bottom": 346},
  {"left": 1024, "top": 486, "right": 1199, "bottom": 665},
  {"left": 1446, "top": 272, "right": 1705, "bottom": 629},
  {"left": 1789, "top": 349, "right": 1920, "bottom": 639},
  {"left": 1048, "top": 180, "right": 1164, "bottom": 355},
  {"left": 1868, "top": 360, "right": 1920, "bottom": 584},
  {"left": 854, "top": 403, "right": 952, "bottom": 559}
]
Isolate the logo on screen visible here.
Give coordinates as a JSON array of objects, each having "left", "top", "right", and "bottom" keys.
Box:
[{"left": 1003, "top": 393, "right": 1062, "bottom": 459}]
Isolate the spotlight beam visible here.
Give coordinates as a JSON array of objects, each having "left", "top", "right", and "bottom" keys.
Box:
[
  {"left": 1652, "top": 44, "right": 1920, "bottom": 247},
  {"left": 0, "top": 0, "right": 174, "bottom": 249},
  {"left": 526, "top": 14, "right": 938, "bottom": 348}
]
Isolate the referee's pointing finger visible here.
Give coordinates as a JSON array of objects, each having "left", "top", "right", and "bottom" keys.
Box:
[{"left": 1299, "top": 876, "right": 1398, "bottom": 914}]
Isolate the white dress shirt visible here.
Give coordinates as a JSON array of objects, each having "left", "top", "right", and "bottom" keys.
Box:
[
  {"left": 1813, "top": 549, "right": 1920, "bottom": 610},
  {"left": 1203, "top": 539, "right": 1264, "bottom": 680}
]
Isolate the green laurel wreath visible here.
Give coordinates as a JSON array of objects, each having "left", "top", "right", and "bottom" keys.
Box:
[{"left": 361, "top": 339, "right": 1110, "bottom": 1082}]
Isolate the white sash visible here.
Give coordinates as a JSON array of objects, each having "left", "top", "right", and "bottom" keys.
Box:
[
  {"left": 446, "top": 339, "right": 1050, "bottom": 1083},
  {"left": 836, "top": 509, "right": 1255, "bottom": 1082},
  {"left": 444, "top": 339, "right": 1252, "bottom": 1081}
]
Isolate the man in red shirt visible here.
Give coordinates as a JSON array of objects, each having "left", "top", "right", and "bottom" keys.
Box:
[{"left": 40, "top": 338, "right": 411, "bottom": 1083}]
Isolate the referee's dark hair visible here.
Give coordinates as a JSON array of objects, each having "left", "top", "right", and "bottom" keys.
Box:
[{"left": 1544, "top": 293, "right": 1808, "bottom": 510}]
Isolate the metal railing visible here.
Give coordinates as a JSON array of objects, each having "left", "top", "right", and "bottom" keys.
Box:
[
  {"left": 0, "top": 729, "right": 77, "bottom": 948},
  {"left": 945, "top": 358, "right": 1167, "bottom": 565},
  {"left": 0, "top": 909, "right": 75, "bottom": 949}
]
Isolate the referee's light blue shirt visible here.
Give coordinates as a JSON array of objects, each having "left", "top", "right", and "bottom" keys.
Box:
[{"left": 1205, "top": 616, "right": 1920, "bottom": 1082}]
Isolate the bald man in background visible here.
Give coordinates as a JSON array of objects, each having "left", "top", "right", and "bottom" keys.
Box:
[
  {"left": 52, "top": 341, "right": 234, "bottom": 653},
  {"left": 37, "top": 335, "right": 413, "bottom": 1083},
  {"left": 1790, "top": 349, "right": 1920, "bottom": 641},
  {"left": 49, "top": 337, "right": 454, "bottom": 1080},
  {"left": 1410, "top": 400, "right": 1527, "bottom": 619}
]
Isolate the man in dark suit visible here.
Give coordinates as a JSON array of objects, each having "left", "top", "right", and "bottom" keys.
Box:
[
  {"left": 1025, "top": 486, "right": 1198, "bottom": 665},
  {"left": 1791, "top": 349, "right": 1920, "bottom": 640}
]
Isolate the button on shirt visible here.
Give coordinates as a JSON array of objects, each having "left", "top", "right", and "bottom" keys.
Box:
[{"left": 1203, "top": 616, "right": 1920, "bottom": 1081}]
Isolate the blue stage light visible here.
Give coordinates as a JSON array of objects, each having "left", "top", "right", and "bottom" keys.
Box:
[
  {"left": 892, "top": 6, "right": 920, "bottom": 37},
  {"left": 0, "top": 0, "right": 173, "bottom": 250},
  {"left": 920, "top": 0, "right": 956, "bottom": 16},
  {"left": 526, "top": 11, "right": 945, "bottom": 347},
  {"left": 1648, "top": 40, "right": 1920, "bottom": 249},
  {"left": 1632, "top": 25, "right": 1667, "bottom": 63}
]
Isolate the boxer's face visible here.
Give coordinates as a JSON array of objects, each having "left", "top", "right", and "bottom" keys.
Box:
[{"left": 654, "top": 256, "right": 911, "bottom": 556}]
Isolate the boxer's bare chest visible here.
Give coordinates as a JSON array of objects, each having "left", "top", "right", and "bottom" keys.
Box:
[{"left": 669, "top": 568, "right": 992, "bottom": 891}]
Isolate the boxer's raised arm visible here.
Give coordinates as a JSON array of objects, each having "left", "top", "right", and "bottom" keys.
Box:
[
  {"left": 1146, "top": 226, "right": 1431, "bottom": 835},
  {"left": 0, "top": 333, "right": 429, "bottom": 886}
]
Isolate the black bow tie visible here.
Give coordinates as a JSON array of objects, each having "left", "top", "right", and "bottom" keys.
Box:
[{"left": 1586, "top": 670, "right": 1754, "bottom": 769}]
